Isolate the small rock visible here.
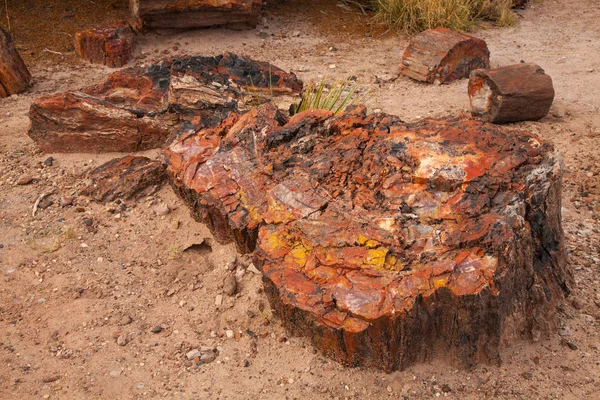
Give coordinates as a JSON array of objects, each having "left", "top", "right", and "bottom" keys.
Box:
[
  {"left": 80, "top": 243, "right": 89, "bottom": 248},
  {"left": 186, "top": 349, "right": 202, "bottom": 360},
  {"left": 120, "top": 315, "right": 133, "bottom": 326},
  {"left": 17, "top": 176, "right": 34, "bottom": 185},
  {"left": 291, "top": 31, "right": 301, "bottom": 37},
  {"left": 246, "top": 263, "right": 261, "bottom": 275},
  {"left": 60, "top": 197, "right": 73, "bottom": 207},
  {"left": 215, "top": 294, "right": 223, "bottom": 307},
  {"left": 109, "top": 370, "right": 121, "bottom": 377},
  {"left": 572, "top": 298, "right": 584, "bottom": 310},
  {"left": 0, "top": 244, "right": 4, "bottom": 249},
  {"left": 151, "top": 325, "right": 163, "bottom": 334},
  {"left": 200, "top": 351, "right": 216, "bottom": 363},
  {"left": 82, "top": 218, "right": 93, "bottom": 227},
  {"left": 258, "top": 31, "right": 269, "bottom": 39},
  {"left": 225, "top": 330, "right": 235, "bottom": 339},
  {"left": 38, "top": 198, "right": 54, "bottom": 209},
  {"left": 551, "top": 107, "right": 565, "bottom": 119},
  {"left": 521, "top": 372, "right": 533, "bottom": 380},
  {"left": 223, "top": 275, "right": 237, "bottom": 296},
  {"left": 243, "top": 360, "right": 250, "bottom": 367},
  {"left": 154, "top": 203, "right": 170, "bottom": 216},
  {"left": 441, "top": 384, "right": 452, "bottom": 393},
  {"left": 43, "top": 157, "right": 54, "bottom": 166},
  {"left": 117, "top": 335, "right": 128, "bottom": 346}
]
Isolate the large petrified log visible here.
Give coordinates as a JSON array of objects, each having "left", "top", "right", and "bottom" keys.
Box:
[
  {"left": 164, "top": 103, "right": 571, "bottom": 371},
  {"left": 400, "top": 27, "right": 490, "bottom": 84},
  {"left": 469, "top": 63, "right": 555, "bottom": 124},
  {"left": 0, "top": 27, "right": 32, "bottom": 98},
  {"left": 27, "top": 53, "right": 301, "bottom": 153},
  {"left": 129, "top": 0, "right": 262, "bottom": 29},
  {"left": 28, "top": 63, "right": 174, "bottom": 153},
  {"left": 75, "top": 23, "right": 135, "bottom": 68},
  {"left": 81, "top": 156, "right": 165, "bottom": 202}
]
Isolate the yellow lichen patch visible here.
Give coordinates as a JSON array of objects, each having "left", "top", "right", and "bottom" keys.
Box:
[
  {"left": 364, "top": 247, "right": 389, "bottom": 270},
  {"left": 357, "top": 234, "right": 380, "bottom": 249},
  {"left": 260, "top": 229, "right": 290, "bottom": 259},
  {"left": 432, "top": 273, "right": 451, "bottom": 288},
  {"left": 284, "top": 240, "right": 312, "bottom": 269}
]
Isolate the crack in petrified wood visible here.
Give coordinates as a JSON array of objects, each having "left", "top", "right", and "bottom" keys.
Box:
[{"left": 164, "top": 103, "right": 571, "bottom": 371}]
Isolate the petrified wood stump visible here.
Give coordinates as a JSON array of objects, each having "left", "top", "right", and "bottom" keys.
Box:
[
  {"left": 75, "top": 23, "right": 135, "bottom": 68},
  {"left": 27, "top": 53, "right": 301, "bottom": 153},
  {"left": 81, "top": 156, "right": 165, "bottom": 202},
  {"left": 129, "top": 0, "right": 262, "bottom": 29},
  {"left": 400, "top": 27, "right": 490, "bottom": 84},
  {"left": 164, "top": 103, "right": 571, "bottom": 371},
  {"left": 469, "top": 63, "right": 555, "bottom": 124},
  {"left": 0, "top": 27, "right": 32, "bottom": 98}
]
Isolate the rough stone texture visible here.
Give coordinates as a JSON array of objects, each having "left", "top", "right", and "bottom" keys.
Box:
[
  {"left": 164, "top": 103, "right": 571, "bottom": 371},
  {"left": 469, "top": 63, "right": 555, "bottom": 124},
  {"left": 81, "top": 156, "right": 165, "bottom": 202},
  {"left": 129, "top": 0, "right": 262, "bottom": 29},
  {"left": 75, "top": 22, "right": 135, "bottom": 68},
  {"left": 27, "top": 54, "right": 301, "bottom": 153},
  {"left": 0, "top": 27, "right": 32, "bottom": 98},
  {"left": 28, "top": 63, "right": 174, "bottom": 153},
  {"left": 400, "top": 27, "right": 490, "bottom": 84}
]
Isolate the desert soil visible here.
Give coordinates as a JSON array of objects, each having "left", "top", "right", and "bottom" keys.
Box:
[{"left": 0, "top": 0, "right": 599, "bottom": 399}]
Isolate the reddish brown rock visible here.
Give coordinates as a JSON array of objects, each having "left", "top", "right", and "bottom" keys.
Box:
[
  {"left": 28, "top": 63, "right": 174, "bottom": 153},
  {"left": 400, "top": 27, "right": 490, "bottom": 84},
  {"left": 27, "top": 54, "right": 301, "bottom": 153},
  {"left": 0, "top": 27, "right": 32, "bottom": 98},
  {"left": 81, "top": 156, "right": 165, "bottom": 202},
  {"left": 164, "top": 103, "right": 571, "bottom": 371},
  {"left": 169, "top": 52, "right": 302, "bottom": 114},
  {"left": 469, "top": 63, "right": 555, "bottom": 124},
  {"left": 75, "top": 22, "right": 135, "bottom": 68},
  {"left": 129, "top": 0, "right": 262, "bottom": 29}
]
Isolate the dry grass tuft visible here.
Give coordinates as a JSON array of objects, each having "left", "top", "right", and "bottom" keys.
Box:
[{"left": 371, "top": 0, "right": 516, "bottom": 33}]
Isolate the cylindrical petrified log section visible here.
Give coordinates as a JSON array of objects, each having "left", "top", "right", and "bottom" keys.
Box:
[
  {"left": 129, "top": 0, "right": 263, "bottom": 29},
  {"left": 400, "top": 27, "right": 490, "bottom": 84},
  {"left": 75, "top": 23, "right": 135, "bottom": 68},
  {"left": 163, "top": 103, "right": 572, "bottom": 371},
  {"left": 0, "top": 28, "right": 32, "bottom": 98},
  {"left": 469, "top": 63, "right": 555, "bottom": 124}
]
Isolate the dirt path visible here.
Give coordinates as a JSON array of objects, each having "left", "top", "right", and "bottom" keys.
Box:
[{"left": 0, "top": 0, "right": 599, "bottom": 399}]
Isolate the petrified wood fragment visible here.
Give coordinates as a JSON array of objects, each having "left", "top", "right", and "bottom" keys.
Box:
[
  {"left": 169, "top": 52, "right": 302, "bottom": 114},
  {"left": 27, "top": 53, "right": 301, "bottom": 153},
  {"left": 469, "top": 63, "right": 555, "bottom": 124},
  {"left": 75, "top": 22, "right": 135, "bottom": 68},
  {"left": 129, "top": 0, "right": 262, "bottom": 29},
  {"left": 400, "top": 27, "right": 490, "bottom": 84},
  {"left": 165, "top": 103, "right": 571, "bottom": 371},
  {"left": 28, "top": 63, "right": 173, "bottom": 153},
  {"left": 81, "top": 156, "right": 165, "bottom": 202},
  {"left": 0, "top": 27, "right": 32, "bottom": 98}
]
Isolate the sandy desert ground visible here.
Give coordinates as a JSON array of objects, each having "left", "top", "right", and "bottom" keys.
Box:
[{"left": 0, "top": 0, "right": 599, "bottom": 398}]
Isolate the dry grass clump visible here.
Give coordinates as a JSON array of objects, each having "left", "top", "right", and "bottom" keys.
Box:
[
  {"left": 371, "top": 0, "right": 516, "bottom": 33},
  {"left": 291, "top": 78, "right": 370, "bottom": 115}
]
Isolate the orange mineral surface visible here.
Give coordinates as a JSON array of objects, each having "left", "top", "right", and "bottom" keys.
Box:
[{"left": 164, "top": 103, "right": 571, "bottom": 371}]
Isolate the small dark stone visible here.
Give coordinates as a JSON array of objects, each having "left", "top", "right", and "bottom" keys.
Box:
[
  {"left": 0, "top": 244, "right": 4, "bottom": 248},
  {"left": 441, "top": 384, "right": 452, "bottom": 393},
  {"left": 243, "top": 360, "right": 250, "bottom": 367},
  {"left": 43, "top": 157, "right": 54, "bottom": 166},
  {"left": 571, "top": 299, "right": 584, "bottom": 310},
  {"left": 151, "top": 325, "right": 163, "bottom": 333},
  {"left": 82, "top": 218, "right": 93, "bottom": 226},
  {"left": 567, "top": 342, "right": 578, "bottom": 351},
  {"left": 521, "top": 372, "right": 533, "bottom": 380},
  {"left": 38, "top": 198, "right": 54, "bottom": 209}
]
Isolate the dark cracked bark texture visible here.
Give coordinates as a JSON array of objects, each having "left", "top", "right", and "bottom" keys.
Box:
[{"left": 163, "top": 103, "right": 571, "bottom": 371}]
